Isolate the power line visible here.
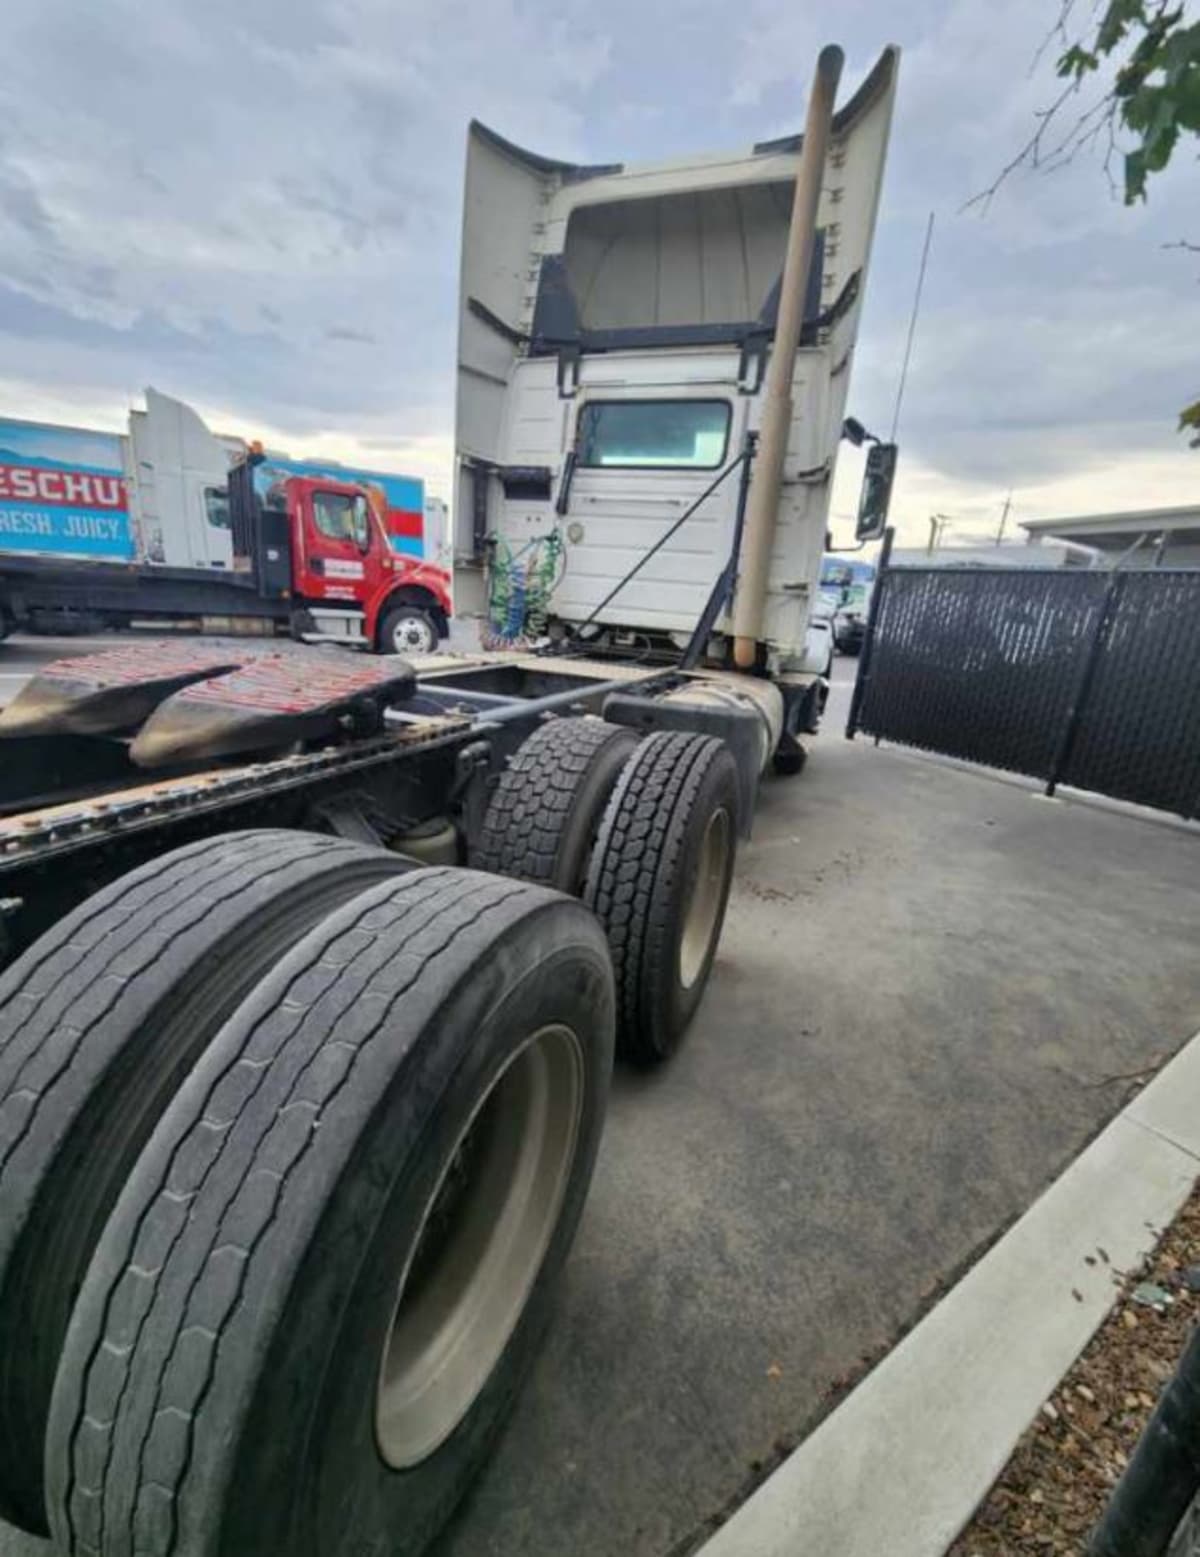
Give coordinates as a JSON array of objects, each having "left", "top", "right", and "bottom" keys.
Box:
[{"left": 890, "top": 211, "right": 935, "bottom": 443}]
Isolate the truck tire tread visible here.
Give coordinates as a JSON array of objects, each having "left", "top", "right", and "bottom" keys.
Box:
[
  {"left": 471, "top": 716, "right": 638, "bottom": 892},
  {"left": 585, "top": 731, "right": 738, "bottom": 1065},
  {"left": 0, "top": 829, "right": 409, "bottom": 1534}
]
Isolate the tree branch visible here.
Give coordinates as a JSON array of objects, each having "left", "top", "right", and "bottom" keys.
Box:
[{"left": 961, "top": 79, "right": 1120, "bottom": 213}]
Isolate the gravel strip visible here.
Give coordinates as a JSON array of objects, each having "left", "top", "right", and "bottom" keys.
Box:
[{"left": 950, "top": 1175, "right": 1200, "bottom": 1556}]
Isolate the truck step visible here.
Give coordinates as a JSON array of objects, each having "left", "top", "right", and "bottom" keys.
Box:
[
  {"left": 302, "top": 608, "right": 370, "bottom": 645},
  {"left": 0, "top": 644, "right": 244, "bottom": 739},
  {"left": 130, "top": 653, "right": 418, "bottom": 766}
]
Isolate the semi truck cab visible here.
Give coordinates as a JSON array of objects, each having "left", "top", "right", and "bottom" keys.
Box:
[{"left": 452, "top": 46, "right": 898, "bottom": 738}]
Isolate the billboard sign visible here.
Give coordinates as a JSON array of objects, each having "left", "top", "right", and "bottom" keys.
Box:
[
  {"left": 255, "top": 456, "right": 426, "bottom": 558},
  {"left": 0, "top": 418, "right": 134, "bottom": 560}
]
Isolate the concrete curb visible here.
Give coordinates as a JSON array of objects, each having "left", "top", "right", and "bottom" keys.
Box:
[{"left": 697, "top": 1029, "right": 1200, "bottom": 1557}]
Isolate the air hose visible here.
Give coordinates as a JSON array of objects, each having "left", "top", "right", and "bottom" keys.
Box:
[{"left": 484, "top": 530, "right": 566, "bottom": 649}]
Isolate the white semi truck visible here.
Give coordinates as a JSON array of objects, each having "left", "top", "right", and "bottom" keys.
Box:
[
  {"left": 0, "top": 42, "right": 898, "bottom": 1557},
  {"left": 454, "top": 44, "right": 898, "bottom": 767}
]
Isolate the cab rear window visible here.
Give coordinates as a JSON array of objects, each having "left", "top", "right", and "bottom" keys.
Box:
[{"left": 577, "top": 400, "right": 731, "bottom": 470}]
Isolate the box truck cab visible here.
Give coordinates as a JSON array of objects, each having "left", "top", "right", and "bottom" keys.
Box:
[
  {"left": 453, "top": 46, "right": 897, "bottom": 738},
  {"left": 0, "top": 455, "right": 452, "bottom": 652},
  {"left": 271, "top": 470, "right": 453, "bottom": 652}
]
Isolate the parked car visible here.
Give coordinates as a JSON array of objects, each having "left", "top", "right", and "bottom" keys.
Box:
[{"left": 819, "top": 555, "right": 875, "bottom": 654}]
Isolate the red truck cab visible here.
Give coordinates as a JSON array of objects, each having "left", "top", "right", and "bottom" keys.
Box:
[{"left": 277, "top": 475, "right": 452, "bottom": 653}]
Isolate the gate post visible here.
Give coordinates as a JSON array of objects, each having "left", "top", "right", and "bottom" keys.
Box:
[
  {"left": 845, "top": 525, "right": 894, "bottom": 740},
  {"left": 1044, "top": 569, "right": 1127, "bottom": 797}
]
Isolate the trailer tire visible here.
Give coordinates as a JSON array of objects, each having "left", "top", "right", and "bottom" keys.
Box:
[
  {"left": 472, "top": 716, "right": 639, "bottom": 893},
  {"left": 585, "top": 731, "right": 738, "bottom": 1065},
  {"left": 47, "top": 869, "right": 613, "bottom": 1557},
  {"left": 0, "top": 830, "right": 411, "bottom": 1535}
]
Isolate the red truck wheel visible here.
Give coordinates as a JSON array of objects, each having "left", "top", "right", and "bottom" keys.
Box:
[{"left": 378, "top": 603, "right": 439, "bottom": 656}]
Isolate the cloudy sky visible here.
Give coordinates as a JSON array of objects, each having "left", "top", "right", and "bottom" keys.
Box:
[{"left": 1, "top": 0, "right": 1196, "bottom": 547}]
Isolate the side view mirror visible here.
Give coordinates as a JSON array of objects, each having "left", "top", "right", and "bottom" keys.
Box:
[{"left": 856, "top": 442, "right": 898, "bottom": 541}]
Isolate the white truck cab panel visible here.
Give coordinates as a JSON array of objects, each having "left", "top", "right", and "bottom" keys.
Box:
[
  {"left": 454, "top": 46, "right": 898, "bottom": 670},
  {"left": 127, "top": 388, "right": 241, "bottom": 569}
]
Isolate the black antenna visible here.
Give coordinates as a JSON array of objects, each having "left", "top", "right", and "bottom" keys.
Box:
[{"left": 890, "top": 211, "right": 935, "bottom": 443}]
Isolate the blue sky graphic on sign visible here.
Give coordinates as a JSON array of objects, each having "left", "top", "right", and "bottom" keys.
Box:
[
  {"left": 255, "top": 457, "right": 425, "bottom": 558},
  {"left": 0, "top": 418, "right": 134, "bottom": 560}
]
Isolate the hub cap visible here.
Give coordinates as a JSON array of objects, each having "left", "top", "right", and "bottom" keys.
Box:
[
  {"left": 375, "top": 1024, "right": 584, "bottom": 1468},
  {"left": 391, "top": 616, "right": 435, "bottom": 654},
  {"left": 679, "top": 807, "right": 731, "bottom": 990}
]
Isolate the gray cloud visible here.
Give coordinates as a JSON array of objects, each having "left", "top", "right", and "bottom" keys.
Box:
[
  {"left": 0, "top": 0, "right": 1195, "bottom": 516},
  {"left": 325, "top": 325, "right": 377, "bottom": 344}
]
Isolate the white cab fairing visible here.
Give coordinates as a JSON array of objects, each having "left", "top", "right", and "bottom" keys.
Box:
[{"left": 454, "top": 47, "right": 897, "bottom": 670}]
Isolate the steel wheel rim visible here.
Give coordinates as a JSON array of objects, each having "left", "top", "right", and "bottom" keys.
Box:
[
  {"left": 679, "top": 807, "right": 731, "bottom": 990},
  {"left": 391, "top": 617, "right": 434, "bottom": 654},
  {"left": 375, "top": 1024, "right": 584, "bottom": 1468}
]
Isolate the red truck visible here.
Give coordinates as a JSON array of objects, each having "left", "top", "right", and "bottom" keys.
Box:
[{"left": 0, "top": 452, "right": 453, "bottom": 654}]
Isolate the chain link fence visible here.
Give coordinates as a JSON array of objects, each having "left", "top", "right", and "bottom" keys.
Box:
[{"left": 847, "top": 564, "right": 1200, "bottom": 820}]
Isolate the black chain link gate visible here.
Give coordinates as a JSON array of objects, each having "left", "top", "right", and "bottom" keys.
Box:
[{"left": 846, "top": 555, "right": 1200, "bottom": 821}]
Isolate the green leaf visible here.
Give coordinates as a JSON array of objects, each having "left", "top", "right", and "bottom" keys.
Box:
[
  {"left": 1057, "top": 43, "right": 1100, "bottom": 78},
  {"left": 1123, "top": 146, "right": 1148, "bottom": 201},
  {"left": 1179, "top": 399, "right": 1200, "bottom": 448},
  {"left": 1096, "top": 0, "right": 1145, "bottom": 55}
]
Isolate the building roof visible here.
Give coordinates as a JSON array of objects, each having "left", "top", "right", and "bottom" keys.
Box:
[
  {"left": 1022, "top": 506, "right": 1200, "bottom": 548},
  {"left": 891, "top": 540, "right": 1095, "bottom": 569}
]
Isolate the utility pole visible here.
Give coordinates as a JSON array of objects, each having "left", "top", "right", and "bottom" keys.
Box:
[{"left": 995, "top": 490, "right": 1012, "bottom": 546}]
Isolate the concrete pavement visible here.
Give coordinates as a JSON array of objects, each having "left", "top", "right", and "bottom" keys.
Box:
[{"left": 700, "top": 1029, "right": 1200, "bottom": 1557}]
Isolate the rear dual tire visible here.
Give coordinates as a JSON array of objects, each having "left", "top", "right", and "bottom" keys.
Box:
[
  {"left": 472, "top": 715, "right": 639, "bottom": 893},
  {"left": 476, "top": 720, "right": 740, "bottom": 1066},
  {"left": 585, "top": 731, "right": 738, "bottom": 1066},
  {"left": 45, "top": 869, "right": 614, "bottom": 1557},
  {"left": 0, "top": 831, "right": 412, "bottom": 1534}
]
